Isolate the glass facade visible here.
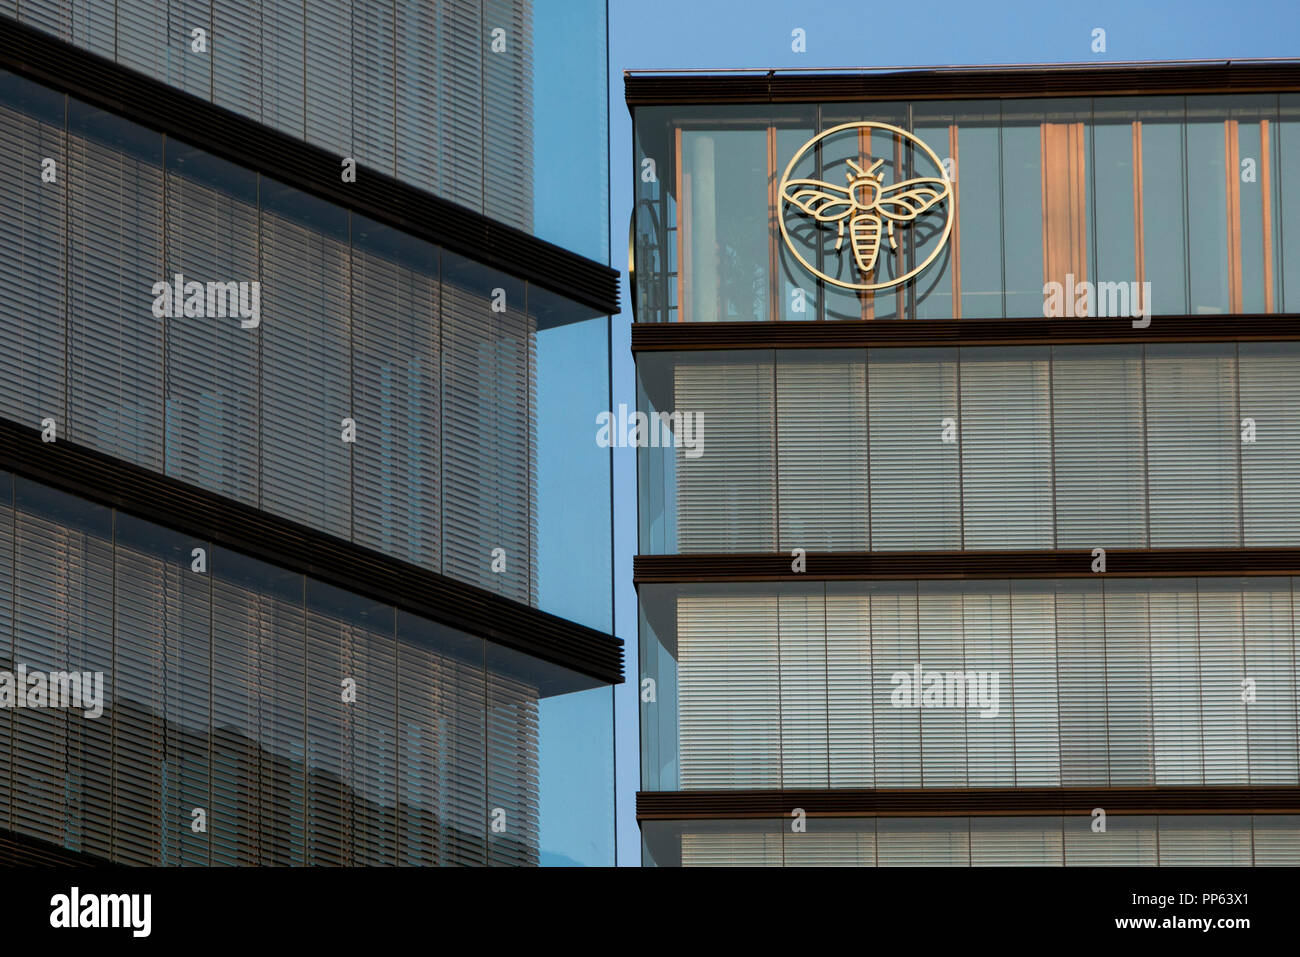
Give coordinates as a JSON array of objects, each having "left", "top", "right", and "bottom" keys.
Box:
[
  {"left": 4, "top": 0, "right": 612, "bottom": 259},
  {"left": 642, "top": 816, "right": 1300, "bottom": 867},
  {"left": 0, "top": 70, "right": 613, "bottom": 630},
  {"left": 632, "top": 72, "right": 1300, "bottom": 867},
  {"left": 638, "top": 343, "right": 1300, "bottom": 553},
  {"left": 633, "top": 95, "right": 1300, "bottom": 321},
  {"left": 0, "top": 472, "right": 614, "bottom": 865},
  {"left": 1, "top": 4, "right": 616, "bottom": 867}
]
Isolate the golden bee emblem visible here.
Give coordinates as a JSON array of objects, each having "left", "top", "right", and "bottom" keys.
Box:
[{"left": 778, "top": 121, "right": 953, "bottom": 291}]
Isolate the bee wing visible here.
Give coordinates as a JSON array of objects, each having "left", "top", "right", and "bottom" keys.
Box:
[
  {"left": 875, "top": 177, "right": 950, "bottom": 222},
  {"left": 782, "top": 178, "right": 856, "bottom": 222}
]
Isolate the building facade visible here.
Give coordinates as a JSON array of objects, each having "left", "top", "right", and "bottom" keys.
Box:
[
  {"left": 630, "top": 63, "right": 1300, "bottom": 865},
  {"left": 0, "top": 2, "right": 619, "bottom": 866}
]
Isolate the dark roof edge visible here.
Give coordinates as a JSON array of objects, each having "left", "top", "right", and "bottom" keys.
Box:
[{"left": 626, "top": 60, "right": 1300, "bottom": 107}]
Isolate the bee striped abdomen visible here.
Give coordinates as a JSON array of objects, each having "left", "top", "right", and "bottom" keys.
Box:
[{"left": 849, "top": 213, "right": 883, "bottom": 275}]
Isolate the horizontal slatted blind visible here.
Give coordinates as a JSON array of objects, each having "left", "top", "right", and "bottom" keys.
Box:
[
  {"left": 867, "top": 349, "right": 960, "bottom": 549},
  {"left": 260, "top": 182, "right": 351, "bottom": 539},
  {"left": 681, "top": 826, "right": 784, "bottom": 867},
  {"left": 959, "top": 347, "right": 1054, "bottom": 548},
  {"left": 1198, "top": 578, "right": 1248, "bottom": 783},
  {"left": 776, "top": 350, "right": 867, "bottom": 550},
  {"left": 877, "top": 817, "right": 969, "bottom": 867},
  {"left": 17, "top": 0, "right": 115, "bottom": 56},
  {"left": 11, "top": 481, "right": 114, "bottom": 859},
  {"left": 351, "top": 0, "right": 395, "bottom": 176},
  {"left": 778, "top": 589, "right": 826, "bottom": 787},
  {"left": 971, "top": 816, "right": 1064, "bottom": 866},
  {"left": 1253, "top": 815, "right": 1300, "bottom": 865},
  {"left": 0, "top": 475, "right": 10, "bottom": 831},
  {"left": 0, "top": 74, "right": 64, "bottom": 430},
  {"left": 485, "top": 665, "right": 540, "bottom": 866},
  {"left": 825, "top": 585, "right": 873, "bottom": 788},
  {"left": 784, "top": 821, "right": 875, "bottom": 866},
  {"left": 1149, "top": 579, "right": 1202, "bottom": 784},
  {"left": 870, "top": 582, "right": 920, "bottom": 788},
  {"left": 305, "top": 0, "right": 352, "bottom": 156},
  {"left": 1157, "top": 814, "right": 1253, "bottom": 865},
  {"left": 68, "top": 102, "right": 164, "bottom": 471},
  {"left": 1063, "top": 815, "right": 1157, "bottom": 866},
  {"left": 918, "top": 581, "right": 966, "bottom": 786},
  {"left": 114, "top": 521, "right": 173, "bottom": 866},
  {"left": 351, "top": 222, "right": 440, "bottom": 570},
  {"left": 1243, "top": 580, "right": 1297, "bottom": 784},
  {"left": 439, "top": 0, "right": 483, "bottom": 210},
  {"left": 962, "top": 582, "right": 1014, "bottom": 785},
  {"left": 163, "top": 141, "right": 260, "bottom": 507},
  {"left": 1239, "top": 342, "right": 1300, "bottom": 544},
  {"left": 395, "top": 613, "right": 487, "bottom": 866},
  {"left": 395, "top": 0, "right": 436, "bottom": 189},
  {"left": 674, "top": 352, "right": 776, "bottom": 552},
  {"left": 483, "top": 0, "right": 530, "bottom": 230},
  {"left": 211, "top": 552, "right": 305, "bottom": 865},
  {"left": 261, "top": 0, "right": 305, "bottom": 135},
  {"left": 1145, "top": 343, "right": 1242, "bottom": 546},
  {"left": 1103, "top": 579, "right": 1153, "bottom": 785},
  {"left": 441, "top": 262, "right": 533, "bottom": 604},
  {"left": 165, "top": 0, "right": 212, "bottom": 97},
  {"left": 677, "top": 592, "right": 780, "bottom": 789},
  {"left": 1012, "top": 580, "right": 1061, "bottom": 785},
  {"left": 212, "top": 0, "right": 262, "bottom": 119},
  {"left": 1051, "top": 344, "right": 1148, "bottom": 546}
]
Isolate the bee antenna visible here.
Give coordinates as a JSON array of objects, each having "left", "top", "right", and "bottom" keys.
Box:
[
  {"left": 845, "top": 158, "right": 865, "bottom": 176},
  {"left": 867, "top": 158, "right": 885, "bottom": 177}
]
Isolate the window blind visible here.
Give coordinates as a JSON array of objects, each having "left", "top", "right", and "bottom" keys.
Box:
[
  {"left": 259, "top": 181, "right": 351, "bottom": 539},
  {"left": 351, "top": 221, "right": 440, "bottom": 571},
  {"left": 677, "top": 592, "right": 780, "bottom": 789},
  {"left": 776, "top": 350, "right": 868, "bottom": 551},
  {"left": 1198, "top": 579, "right": 1248, "bottom": 784},
  {"left": 483, "top": 0, "right": 532, "bottom": 231},
  {"left": 67, "top": 102, "right": 165, "bottom": 471},
  {"left": 1051, "top": 344, "right": 1148, "bottom": 547},
  {"left": 1239, "top": 342, "right": 1300, "bottom": 544},
  {"left": 1157, "top": 815, "right": 1253, "bottom": 866},
  {"left": 778, "top": 590, "right": 827, "bottom": 788},
  {"left": 825, "top": 585, "right": 873, "bottom": 788},
  {"left": 1063, "top": 815, "right": 1157, "bottom": 866},
  {"left": 959, "top": 347, "right": 1055, "bottom": 548},
  {"left": 877, "top": 817, "right": 970, "bottom": 867},
  {"left": 440, "top": 260, "right": 533, "bottom": 604},
  {"left": 971, "top": 816, "right": 1064, "bottom": 866},
  {"left": 1145, "top": 343, "right": 1242, "bottom": 546},
  {"left": 212, "top": 0, "right": 263, "bottom": 119},
  {"left": 351, "top": 0, "right": 396, "bottom": 177},
  {"left": 1149, "top": 579, "right": 1203, "bottom": 784},
  {"left": 1243, "top": 581, "right": 1298, "bottom": 784},
  {"left": 304, "top": 0, "right": 353, "bottom": 157},
  {"left": 11, "top": 481, "right": 114, "bottom": 859},
  {"left": 211, "top": 551, "right": 306, "bottom": 866},
  {"left": 0, "top": 74, "right": 65, "bottom": 431},
  {"left": 674, "top": 352, "right": 776, "bottom": 552},
  {"left": 867, "top": 348, "right": 961, "bottom": 549},
  {"left": 163, "top": 141, "right": 260, "bottom": 507}
]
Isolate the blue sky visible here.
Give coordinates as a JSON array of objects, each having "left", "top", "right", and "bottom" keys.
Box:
[{"left": 603, "top": 0, "right": 1300, "bottom": 864}]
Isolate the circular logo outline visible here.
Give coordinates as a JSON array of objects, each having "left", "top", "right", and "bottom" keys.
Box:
[{"left": 778, "top": 120, "right": 954, "bottom": 293}]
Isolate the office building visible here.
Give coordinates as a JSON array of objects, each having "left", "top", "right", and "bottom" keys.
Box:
[
  {"left": 629, "top": 62, "right": 1300, "bottom": 865},
  {"left": 0, "top": 2, "right": 619, "bottom": 866}
]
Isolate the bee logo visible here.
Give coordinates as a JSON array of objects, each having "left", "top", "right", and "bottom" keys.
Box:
[{"left": 778, "top": 121, "right": 953, "bottom": 292}]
